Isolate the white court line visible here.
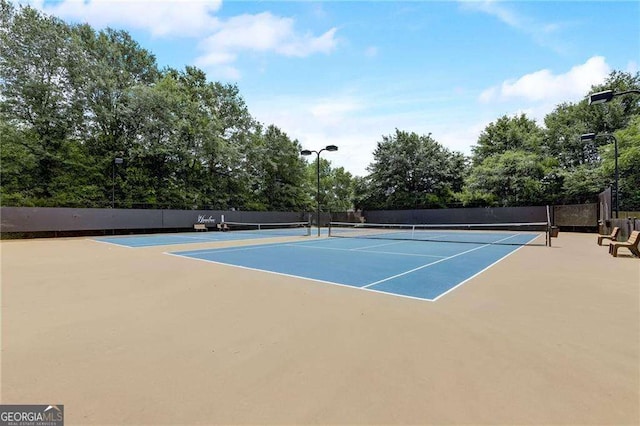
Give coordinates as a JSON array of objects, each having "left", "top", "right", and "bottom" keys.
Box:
[
  {"left": 164, "top": 252, "right": 438, "bottom": 302},
  {"left": 283, "top": 243, "right": 447, "bottom": 259},
  {"left": 165, "top": 251, "right": 355, "bottom": 287},
  {"left": 89, "top": 233, "right": 224, "bottom": 248},
  {"left": 89, "top": 238, "right": 137, "bottom": 249},
  {"left": 362, "top": 233, "right": 523, "bottom": 288},
  {"left": 431, "top": 243, "right": 529, "bottom": 301},
  {"left": 166, "top": 232, "right": 537, "bottom": 302},
  {"left": 350, "top": 240, "right": 407, "bottom": 250},
  {"left": 171, "top": 237, "right": 333, "bottom": 256},
  {"left": 166, "top": 234, "right": 223, "bottom": 241},
  {"left": 174, "top": 244, "right": 281, "bottom": 256}
]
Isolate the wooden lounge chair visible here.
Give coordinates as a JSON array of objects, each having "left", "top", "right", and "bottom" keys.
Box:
[
  {"left": 609, "top": 230, "right": 640, "bottom": 257},
  {"left": 597, "top": 226, "right": 620, "bottom": 245}
]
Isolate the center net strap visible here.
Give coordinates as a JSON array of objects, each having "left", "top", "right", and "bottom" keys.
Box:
[{"left": 328, "top": 221, "right": 549, "bottom": 246}]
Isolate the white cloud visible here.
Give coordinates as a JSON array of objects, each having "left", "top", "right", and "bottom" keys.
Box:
[
  {"left": 195, "top": 12, "right": 337, "bottom": 76},
  {"left": 460, "top": 0, "right": 568, "bottom": 53},
  {"left": 247, "top": 94, "right": 379, "bottom": 176},
  {"left": 28, "top": 0, "right": 222, "bottom": 37},
  {"left": 364, "top": 46, "right": 378, "bottom": 58},
  {"left": 246, "top": 92, "right": 485, "bottom": 177},
  {"left": 27, "top": 0, "right": 338, "bottom": 79},
  {"left": 479, "top": 56, "right": 611, "bottom": 104},
  {"left": 310, "top": 99, "right": 362, "bottom": 122},
  {"left": 463, "top": 0, "right": 521, "bottom": 28},
  {"left": 248, "top": 55, "right": 615, "bottom": 177}
]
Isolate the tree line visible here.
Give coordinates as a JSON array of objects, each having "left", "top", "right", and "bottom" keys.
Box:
[
  {"left": 1, "top": 1, "right": 639, "bottom": 213},
  {"left": 355, "top": 76, "right": 640, "bottom": 211}
]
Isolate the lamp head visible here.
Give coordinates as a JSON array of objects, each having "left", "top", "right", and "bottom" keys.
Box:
[
  {"left": 588, "top": 90, "right": 614, "bottom": 105},
  {"left": 300, "top": 149, "right": 312, "bottom": 156},
  {"left": 580, "top": 133, "right": 597, "bottom": 142},
  {"left": 325, "top": 145, "right": 338, "bottom": 152}
]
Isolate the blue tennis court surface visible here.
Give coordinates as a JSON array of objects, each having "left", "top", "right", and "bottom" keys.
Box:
[
  {"left": 93, "top": 229, "right": 311, "bottom": 247},
  {"left": 168, "top": 233, "right": 542, "bottom": 301}
]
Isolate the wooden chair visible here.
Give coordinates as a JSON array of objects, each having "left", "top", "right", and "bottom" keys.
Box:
[
  {"left": 609, "top": 231, "right": 640, "bottom": 257},
  {"left": 597, "top": 226, "right": 620, "bottom": 245}
]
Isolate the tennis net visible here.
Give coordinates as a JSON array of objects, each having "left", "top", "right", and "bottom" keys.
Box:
[
  {"left": 223, "top": 221, "right": 311, "bottom": 237},
  {"left": 328, "top": 221, "right": 549, "bottom": 246}
]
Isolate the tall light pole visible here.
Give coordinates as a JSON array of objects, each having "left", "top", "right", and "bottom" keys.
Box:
[
  {"left": 586, "top": 89, "right": 640, "bottom": 218},
  {"left": 112, "top": 155, "right": 123, "bottom": 208},
  {"left": 301, "top": 145, "right": 338, "bottom": 236},
  {"left": 581, "top": 132, "right": 619, "bottom": 218}
]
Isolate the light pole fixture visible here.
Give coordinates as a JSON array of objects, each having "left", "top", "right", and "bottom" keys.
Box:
[
  {"left": 588, "top": 89, "right": 640, "bottom": 105},
  {"left": 112, "top": 155, "right": 123, "bottom": 208},
  {"left": 301, "top": 145, "right": 338, "bottom": 236},
  {"left": 581, "top": 132, "right": 619, "bottom": 218}
]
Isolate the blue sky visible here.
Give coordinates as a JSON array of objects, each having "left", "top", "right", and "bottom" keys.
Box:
[{"left": 27, "top": 0, "right": 640, "bottom": 176}]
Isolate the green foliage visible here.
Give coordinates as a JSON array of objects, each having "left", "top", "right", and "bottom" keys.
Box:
[
  {"left": 600, "top": 117, "right": 640, "bottom": 210},
  {"left": 465, "top": 71, "right": 640, "bottom": 208},
  {"left": 304, "top": 158, "right": 354, "bottom": 212},
  {"left": 360, "top": 130, "right": 466, "bottom": 209},
  {"left": 543, "top": 102, "right": 599, "bottom": 168},
  {"left": 472, "top": 114, "right": 544, "bottom": 164},
  {"left": 250, "top": 125, "right": 309, "bottom": 211},
  {"left": 1, "top": 1, "right": 638, "bottom": 213},
  {"left": 0, "top": 2, "right": 342, "bottom": 212},
  {"left": 466, "top": 150, "right": 546, "bottom": 206},
  {"left": 558, "top": 165, "right": 605, "bottom": 205}
]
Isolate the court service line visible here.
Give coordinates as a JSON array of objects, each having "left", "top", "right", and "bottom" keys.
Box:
[
  {"left": 362, "top": 233, "right": 523, "bottom": 288},
  {"left": 166, "top": 234, "right": 223, "bottom": 241},
  {"left": 350, "top": 240, "right": 408, "bottom": 250},
  {"left": 282, "top": 243, "right": 447, "bottom": 259},
  {"left": 172, "top": 244, "right": 283, "bottom": 256}
]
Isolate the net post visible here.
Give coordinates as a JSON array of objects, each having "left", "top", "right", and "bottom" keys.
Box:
[
  {"left": 328, "top": 221, "right": 332, "bottom": 237},
  {"left": 546, "top": 205, "right": 551, "bottom": 247}
]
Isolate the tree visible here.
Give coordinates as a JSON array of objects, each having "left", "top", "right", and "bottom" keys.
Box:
[
  {"left": 0, "top": 1, "right": 92, "bottom": 203},
  {"left": 540, "top": 71, "right": 640, "bottom": 207},
  {"left": 465, "top": 150, "right": 546, "bottom": 207},
  {"left": 304, "top": 159, "right": 354, "bottom": 213},
  {"left": 472, "top": 114, "right": 544, "bottom": 165},
  {"left": 557, "top": 165, "right": 605, "bottom": 206},
  {"left": 543, "top": 102, "right": 599, "bottom": 168},
  {"left": 600, "top": 117, "right": 640, "bottom": 210},
  {"left": 363, "top": 130, "right": 467, "bottom": 209},
  {"left": 328, "top": 166, "right": 355, "bottom": 212},
  {"left": 587, "top": 71, "right": 640, "bottom": 133},
  {"left": 249, "top": 125, "right": 308, "bottom": 211}
]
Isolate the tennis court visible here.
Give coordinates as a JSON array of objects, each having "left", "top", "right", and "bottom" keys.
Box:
[
  {"left": 168, "top": 232, "right": 541, "bottom": 301},
  {"left": 94, "top": 221, "right": 311, "bottom": 247},
  {"left": 2, "top": 230, "right": 638, "bottom": 425}
]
